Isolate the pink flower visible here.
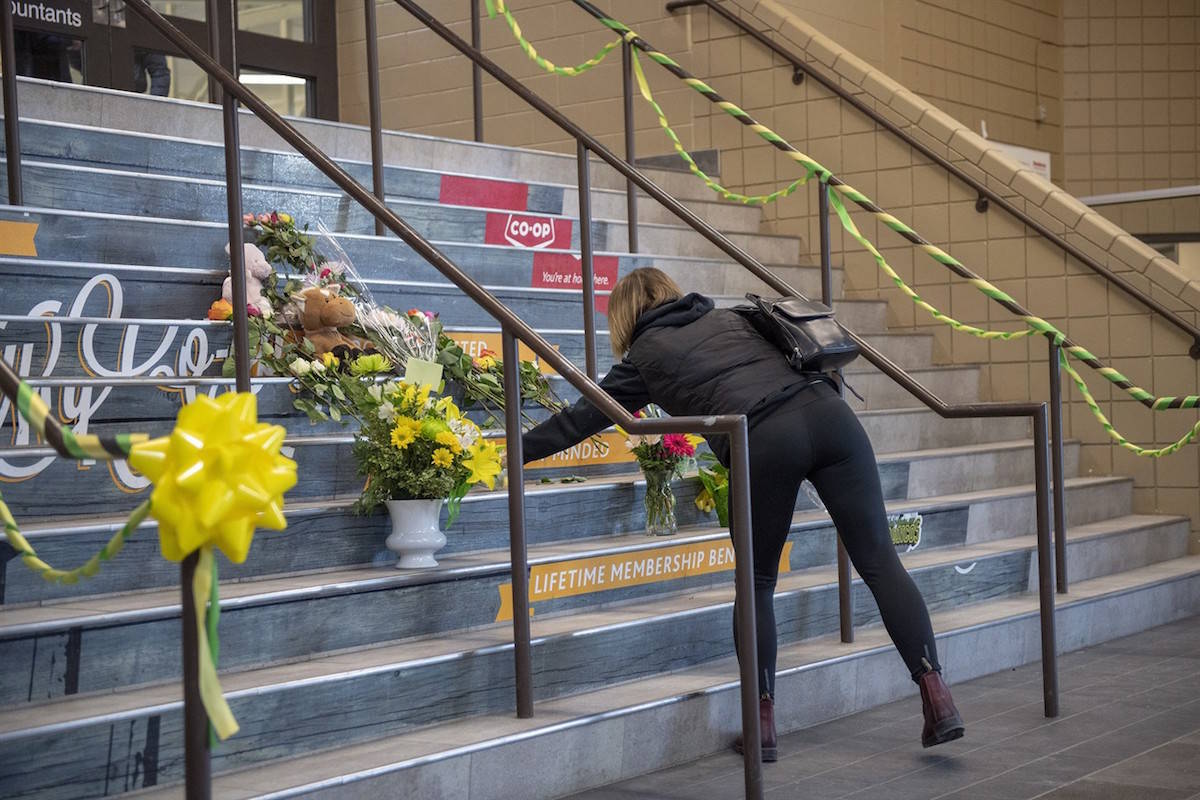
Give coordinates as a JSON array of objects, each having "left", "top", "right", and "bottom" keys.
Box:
[
  {"left": 269, "top": 211, "right": 280, "bottom": 224},
  {"left": 242, "top": 213, "right": 255, "bottom": 227},
  {"left": 319, "top": 267, "right": 332, "bottom": 279},
  {"left": 257, "top": 213, "right": 270, "bottom": 224},
  {"left": 246, "top": 304, "right": 263, "bottom": 317},
  {"left": 661, "top": 434, "right": 695, "bottom": 458}
]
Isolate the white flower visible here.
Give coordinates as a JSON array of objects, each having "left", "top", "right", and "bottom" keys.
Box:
[
  {"left": 311, "top": 360, "right": 327, "bottom": 374},
  {"left": 289, "top": 357, "right": 312, "bottom": 377},
  {"left": 377, "top": 401, "right": 396, "bottom": 421},
  {"left": 367, "top": 385, "right": 383, "bottom": 403},
  {"left": 450, "top": 418, "right": 479, "bottom": 448}
]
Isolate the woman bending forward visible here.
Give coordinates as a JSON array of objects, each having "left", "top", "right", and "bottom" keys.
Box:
[{"left": 522, "top": 268, "right": 965, "bottom": 760}]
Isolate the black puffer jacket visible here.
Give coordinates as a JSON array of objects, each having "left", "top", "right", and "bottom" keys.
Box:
[{"left": 522, "top": 293, "right": 826, "bottom": 465}]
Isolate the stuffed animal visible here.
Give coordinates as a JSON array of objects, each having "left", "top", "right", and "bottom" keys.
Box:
[
  {"left": 299, "top": 286, "right": 358, "bottom": 355},
  {"left": 223, "top": 242, "right": 273, "bottom": 318},
  {"left": 278, "top": 261, "right": 347, "bottom": 327}
]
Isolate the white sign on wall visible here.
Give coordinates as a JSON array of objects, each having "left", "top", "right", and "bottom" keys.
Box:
[{"left": 989, "top": 140, "right": 1052, "bottom": 181}]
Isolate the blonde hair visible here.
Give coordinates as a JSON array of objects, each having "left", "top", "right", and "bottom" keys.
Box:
[{"left": 607, "top": 267, "right": 683, "bottom": 355}]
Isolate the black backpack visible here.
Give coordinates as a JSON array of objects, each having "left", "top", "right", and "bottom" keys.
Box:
[{"left": 734, "top": 293, "right": 860, "bottom": 374}]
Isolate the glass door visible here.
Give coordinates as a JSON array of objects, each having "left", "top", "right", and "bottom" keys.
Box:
[{"left": 9, "top": 0, "right": 337, "bottom": 120}]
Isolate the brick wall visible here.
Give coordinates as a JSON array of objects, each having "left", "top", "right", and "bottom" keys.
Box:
[{"left": 336, "top": 0, "right": 704, "bottom": 157}]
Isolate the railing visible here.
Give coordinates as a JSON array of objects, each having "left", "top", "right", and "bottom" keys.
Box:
[
  {"left": 1081, "top": 185, "right": 1200, "bottom": 206},
  {"left": 0, "top": 5, "right": 1059, "bottom": 800},
  {"left": 390, "top": 0, "right": 1057, "bottom": 766},
  {"left": 664, "top": 0, "right": 1200, "bottom": 359}
]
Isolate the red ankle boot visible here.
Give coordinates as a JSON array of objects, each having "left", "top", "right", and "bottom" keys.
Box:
[
  {"left": 918, "top": 665, "right": 965, "bottom": 748},
  {"left": 732, "top": 696, "right": 778, "bottom": 762}
]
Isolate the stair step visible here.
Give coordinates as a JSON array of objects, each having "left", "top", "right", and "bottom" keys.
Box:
[
  {"left": 12, "top": 78, "right": 740, "bottom": 204},
  {"left": 1, "top": 158, "right": 799, "bottom": 264},
  {"left": 5, "top": 545, "right": 1195, "bottom": 800},
  {"left": 0, "top": 474, "right": 1130, "bottom": 706},
  {"left": 8, "top": 119, "right": 768, "bottom": 235},
  {"left": 1, "top": 439, "right": 1083, "bottom": 603}
]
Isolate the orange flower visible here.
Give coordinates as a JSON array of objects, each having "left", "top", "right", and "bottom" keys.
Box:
[{"left": 207, "top": 299, "right": 234, "bottom": 321}]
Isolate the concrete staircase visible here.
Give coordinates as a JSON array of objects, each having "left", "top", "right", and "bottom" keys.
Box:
[{"left": 1, "top": 78, "right": 1198, "bottom": 800}]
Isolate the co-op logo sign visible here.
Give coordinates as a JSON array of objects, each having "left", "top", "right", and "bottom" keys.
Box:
[
  {"left": 12, "top": 1, "right": 84, "bottom": 28},
  {"left": 484, "top": 211, "right": 571, "bottom": 250},
  {"left": 503, "top": 214, "right": 558, "bottom": 249}
]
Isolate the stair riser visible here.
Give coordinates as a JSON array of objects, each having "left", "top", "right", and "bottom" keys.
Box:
[
  {"left": 0, "top": 324, "right": 934, "bottom": 387},
  {"left": 1029, "top": 521, "right": 1192, "bottom": 586},
  {"left": 843, "top": 367, "right": 982, "bottom": 409},
  {"left": 0, "top": 261, "right": 612, "bottom": 339},
  {"left": 11, "top": 121, "right": 765, "bottom": 234},
  {"left": 858, "top": 411, "right": 1030, "bottom": 453},
  {"left": 275, "top": 571, "right": 1200, "bottom": 800},
  {"left": 3, "top": 163, "right": 797, "bottom": 264},
  {"left": 0, "top": 362, "right": 978, "bottom": 453},
  {"left": 966, "top": 478, "right": 1131, "bottom": 544},
  {"left": 0, "top": 477, "right": 1126, "bottom": 705},
  {"left": 0, "top": 548, "right": 1041, "bottom": 798}
]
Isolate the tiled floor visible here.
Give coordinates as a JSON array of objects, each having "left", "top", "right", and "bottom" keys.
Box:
[{"left": 567, "top": 615, "right": 1200, "bottom": 800}]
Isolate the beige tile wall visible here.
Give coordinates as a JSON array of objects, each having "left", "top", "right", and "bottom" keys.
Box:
[
  {"left": 720, "top": 0, "right": 1200, "bottom": 534},
  {"left": 1061, "top": 0, "right": 1200, "bottom": 197},
  {"left": 336, "top": 0, "right": 706, "bottom": 157}
]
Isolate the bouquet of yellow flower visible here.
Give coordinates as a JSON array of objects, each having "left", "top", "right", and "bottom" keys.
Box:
[{"left": 348, "top": 378, "right": 502, "bottom": 523}]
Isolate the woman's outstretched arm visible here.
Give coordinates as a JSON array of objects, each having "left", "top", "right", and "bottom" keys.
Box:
[{"left": 521, "top": 359, "right": 650, "bottom": 464}]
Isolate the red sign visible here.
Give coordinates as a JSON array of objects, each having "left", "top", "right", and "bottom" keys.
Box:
[
  {"left": 531, "top": 252, "right": 617, "bottom": 314},
  {"left": 484, "top": 212, "right": 572, "bottom": 250},
  {"left": 439, "top": 175, "right": 530, "bottom": 212}
]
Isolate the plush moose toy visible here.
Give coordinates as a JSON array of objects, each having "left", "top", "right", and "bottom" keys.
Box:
[{"left": 299, "top": 286, "right": 360, "bottom": 355}]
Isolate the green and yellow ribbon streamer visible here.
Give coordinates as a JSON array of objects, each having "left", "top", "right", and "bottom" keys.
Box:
[
  {"left": 486, "top": 0, "right": 622, "bottom": 77},
  {"left": 1, "top": 496, "right": 151, "bottom": 584},
  {"left": 1, "top": 360, "right": 295, "bottom": 741},
  {"left": 1058, "top": 349, "right": 1200, "bottom": 457},
  {"left": 490, "top": 1, "right": 1200, "bottom": 456}
]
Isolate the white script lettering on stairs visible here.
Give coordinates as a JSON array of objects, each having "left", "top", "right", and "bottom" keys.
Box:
[{"left": 0, "top": 274, "right": 248, "bottom": 490}]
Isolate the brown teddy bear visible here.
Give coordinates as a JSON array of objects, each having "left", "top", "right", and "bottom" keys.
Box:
[{"left": 299, "top": 287, "right": 358, "bottom": 355}]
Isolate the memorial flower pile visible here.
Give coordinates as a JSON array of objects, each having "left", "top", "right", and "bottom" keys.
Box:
[{"left": 344, "top": 378, "right": 501, "bottom": 523}]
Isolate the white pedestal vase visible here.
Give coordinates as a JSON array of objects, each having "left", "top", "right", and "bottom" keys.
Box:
[{"left": 384, "top": 498, "right": 447, "bottom": 569}]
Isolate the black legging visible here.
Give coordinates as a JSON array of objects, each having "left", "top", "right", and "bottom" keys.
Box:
[{"left": 733, "top": 381, "right": 940, "bottom": 697}]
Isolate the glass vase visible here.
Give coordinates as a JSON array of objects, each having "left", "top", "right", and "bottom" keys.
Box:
[{"left": 643, "top": 464, "right": 678, "bottom": 537}]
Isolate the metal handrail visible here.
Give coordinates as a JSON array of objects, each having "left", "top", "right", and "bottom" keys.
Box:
[
  {"left": 663, "top": 0, "right": 1200, "bottom": 355},
  {"left": 1081, "top": 185, "right": 1200, "bottom": 206},
  {"left": 394, "top": 0, "right": 1057, "bottom": 758}
]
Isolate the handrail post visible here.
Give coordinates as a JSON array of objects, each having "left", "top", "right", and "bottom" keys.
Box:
[
  {"left": 728, "top": 418, "right": 765, "bottom": 800},
  {"left": 180, "top": 552, "right": 211, "bottom": 800},
  {"left": 1032, "top": 405, "right": 1059, "bottom": 717},
  {"left": 470, "top": 0, "right": 483, "bottom": 142},
  {"left": 1047, "top": 341, "right": 1068, "bottom": 594},
  {"left": 502, "top": 328, "right": 534, "bottom": 718},
  {"left": 577, "top": 141, "right": 599, "bottom": 380},
  {"left": 621, "top": 40, "right": 639, "bottom": 253},
  {"left": 364, "top": 0, "right": 387, "bottom": 236},
  {"left": 819, "top": 183, "right": 854, "bottom": 644},
  {"left": 0, "top": 0, "right": 23, "bottom": 205},
  {"left": 208, "top": 0, "right": 251, "bottom": 395}
]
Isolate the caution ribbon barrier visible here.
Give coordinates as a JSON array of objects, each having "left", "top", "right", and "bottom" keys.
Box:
[{"left": 488, "top": 1, "right": 1200, "bottom": 457}]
